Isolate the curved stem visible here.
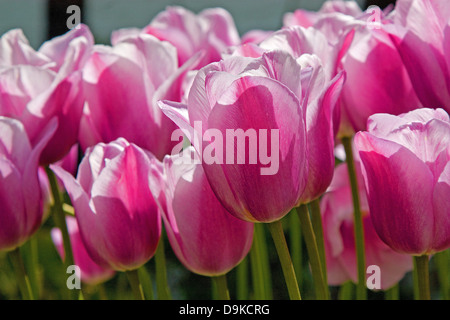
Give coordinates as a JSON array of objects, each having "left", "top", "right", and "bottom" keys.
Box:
[
  {"left": 342, "top": 136, "right": 367, "bottom": 300},
  {"left": 212, "top": 274, "right": 230, "bottom": 300},
  {"left": 309, "top": 199, "right": 328, "bottom": 286},
  {"left": 126, "top": 269, "right": 145, "bottom": 300},
  {"left": 9, "top": 247, "right": 34, "bottom": 300},
  {"left": 414, "top": 255, "right": 430, "bottom": 300},
  {"left": 296, "top": 205, "right": 329, "bottom": 300},
  {"left": 155, "top": 236, "right": 171, "bottom": 300},
  {"left": 267, "top": 220, "right": 301, "bottom": 300}
]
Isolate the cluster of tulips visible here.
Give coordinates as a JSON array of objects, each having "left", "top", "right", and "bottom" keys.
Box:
[{"left": 0, "top": 0, "right": 449, "bottom": 301}]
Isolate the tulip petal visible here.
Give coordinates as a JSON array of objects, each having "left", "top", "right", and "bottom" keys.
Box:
[
  {"left": 204, "top": 76, "right": 307, "bottom": 222},
  {"left": 355, "top": 132, "right": 435, "bottom": 254}
]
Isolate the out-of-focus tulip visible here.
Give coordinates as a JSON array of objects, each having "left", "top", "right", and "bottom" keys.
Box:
[
  {"left": 50, "top": 138, "right": 162, "bottom": 271},
  {"left": 0, "top": 116, "right": 56, "bottom": 252},
  {"left": 160, "top": 50, "right": 343, "bottom": 222},
  {"left": 283, "top": 0, "right": 364, "bottom": 28},
  {"left": 80, "top": 33, "right": 199, "bottom": 160},
  {"left": 388, "top": 0, "right": 450, "bottom": 114},
  {"left": 159, "top": 148, "right": 254, "bottom": 276},
  {"left": 354, "top": 108, "right": 450, "bottom": 255},
  {"left": 139, "top": 6, "right": 240, "bottom": 68},
  {"left": 0, "top": 25, "right": 93, "bottom": 165},
  {"left": 321, "top": 160, "right": 412, "bottom": 290},
  {"left": 52, "top": 216, "right": 115, "bottom": 285}
]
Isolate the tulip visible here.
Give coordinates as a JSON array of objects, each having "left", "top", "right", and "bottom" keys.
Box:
[
  {"left": 0, "top": 116, "right": 56, "bottom": 252},
  {"left": 139, "top": 6, "right": 240, "bottom": 68},
  {"left": 283, "top": 0, "right": 364, "bottom": 28},
  {"left": 0, "top": 26, "right": 92, "bottom": 164},
  {"left": 321, "top": 160, "right": 413, "bottom": 290},
  {"left": 51, "top": 216, "right": 115, "bottom": 286},
  {"left": 80, "top": 33, "right": 199, "bottom": 160},
  {"left": 50, "top": 138, "right": 162, "bottom": 272},
  {"left": 160, "top": 147, "right": 254, "bottom": 278},
  {"left": 354, "top": 108, "right": 450, "bottom": 255},
  {"left": 388, "top": 0, "right": 450, "bottom": 114},
  {"left": 161, "top": 50, "right": 345, "bottom": 222}
]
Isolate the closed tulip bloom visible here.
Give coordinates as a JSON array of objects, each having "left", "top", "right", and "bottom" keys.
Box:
[
  {"left": 388, "top": 0, "right": 450, "bottom": 114},
  {"left": 321, "top": 161, "right": 412, "bottom": 290},
  {"left": 160, "top": 148, "right": 254, "bottom": 276},
  {"left": 354, "top": 108, "right": 450, "bottom": 255},
  {"left": 51, "top": 216, "right": 115, "bottom": 285},
  {"left": 0, "top": 26, "right": 93, "bottom": 165},
  {"left": 80, "top": 33, "right": 199, "bottom": 160},
  {"left": 160, "top": 50, "right": 343, "bottom": 222},
  {"left": 0, "top": 116, "right": 56, "bottom": 252},
  {"left": 50, "top": 138, "right": 162, "bottom": 271}
]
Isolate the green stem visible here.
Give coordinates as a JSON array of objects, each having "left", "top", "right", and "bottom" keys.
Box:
[
  {"left": 413, "top": 255, "right": 430, "bottom": 300},
  {"left": 155, "top": 237, "right": 171, "bottom": 300},
  {"left": 342, "top": 136, "right": 367, "bottom": 300},
  {"left": 9, "top": 247, "right": 34, "bottom": 300},
  {"left": 267, "top": 220, "right": 302, "bottom": 300},
  {"left": 289, "top": 210, "right": 303, "bottom": 293},
  {"left": 385, "top": 284, "right": 399, "bottom": 300},
  {"left": 296, "top": 205, "right": 329, "bottom": 300},
  {"left": 309, "top": 199, "right": 328, "bottom": 286},
  {"left": 126, "top": 269, "right": 146, "bottom": 300},
  {"left": 236, "top": 257, "right": 249, "bottom": 300},
  {"left": 212, "top": 274, "right": 230, "bottom": 300},
  {"left": 434, "top": 250, "right": 449, "bottom": 300},
  {"left": 45, "top": 167, "right": 75, "bottom": 269},
  {"left": 250, "top": 224, "right": 271, "bottom": 299},
  {"left": 338, "top": 281, "right": 354, "bottom": 300},
  {"left": 23, "top": 235, "right": 40, "bottom": 299},
  {"left": 138, "top": 266, "right": 154, "bottom": 300}
]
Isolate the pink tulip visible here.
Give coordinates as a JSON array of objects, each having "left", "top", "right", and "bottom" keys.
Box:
[
  {"left": 0, "top": 26, "right": 93, "bottom": 165},
  {"left": 159, "top": 148, "right": 254, "bottom": 276},
  {"left": 321, "top": 160, "right": 412, "bottom": 290},
  {"left": 354, "top": 108, "right": 450, "bottom": 255},
  {"left": 51, "top": 216, "right": 115, "bottom": 285},
  {"left": 0, "top": 116, "right": 56, "bottom": 252},
  {"left": 282, "top": 2, "right": 422, "bottom": 135},
  {"left": 283, "top": 0, "right": 364, "bottom": 28},
  {"left": 160, "top": 50, "right": 343, "bottom": 222},
  {"left": 50, "top": 138, "right": 162, "bottom": 271},
  {"left": 388, "top": 0, "right": 450, "bottom": 114},
  {"left": 80, "top": 33, "right": 199, "bottom": 160},
  {"left": 139, "top": 6, "right": 240, "bottom": 68}
]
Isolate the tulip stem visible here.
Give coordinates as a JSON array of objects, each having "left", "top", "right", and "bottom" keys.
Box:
[
  {"left": 434, "top": 250, "right": 449, "bottom": 300},
  {"left": 9, "top": 247, "right": 34, "bottom": 300},
  {"left": 236, "top": 257, "right": 249, "bottom": 300},
  {"left": 413, "top": 255, "right": 430, "bottom": 300},
  {"left": 342, "top": 136, "right": 367, "bottom": 300},
  {"left": 126, "top": 269, "right": 146, "bottom": 300},
  {"left": 289, "top": 210, "right": 303, "bottom": 292},
  {"left": 267, "top": 220, "right": 302, "bottom": 300},
  {"left": 212, "top": 274, "right": 230, "bottom": 300},
  {"left": 250, "top": 223, "right": 271, "bottom": 299},
  {"left": 385, "top": 284, "right": 399, "bottom": 300},
  {"left": 296, "top": 205, "right": 329, "bottom": 300},
  {"left": 45, "top": 167, "right": 75, "bottom": 269},
  {"left": 309, "top": 199, "right": 328, "bottom": 287},
  {"left": 155, "top": 236, "right": 171, "bottom": 300}
]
